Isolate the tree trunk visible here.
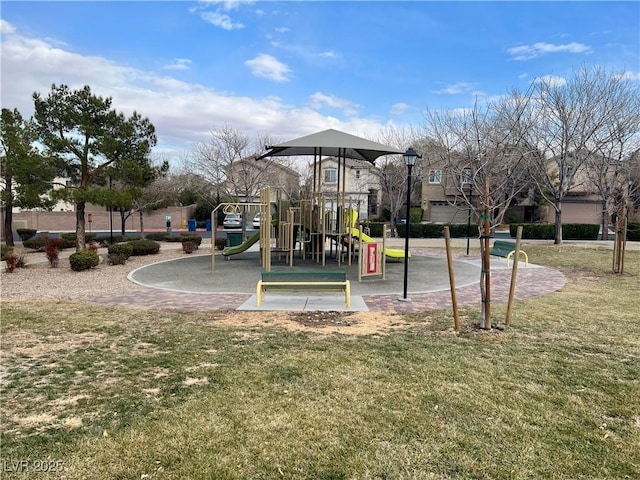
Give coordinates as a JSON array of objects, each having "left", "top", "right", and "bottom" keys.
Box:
[
  {"left": 139, "top": 210, "right": 145, "bottom": 237},
  {"left": 120, "top": 209, "right": 126, "bottom": 236},
  {"left": 76, "top": 202, "right": 86, "bottom": 252},
  {"left": 600, "top": 200, "right": 608, "bottom": 241},
  {"left": 554, "top": 199, "right": 563, "bottom": 245},
  {"left": 4, "top": 196, "right": 14, "bottom": 247}
]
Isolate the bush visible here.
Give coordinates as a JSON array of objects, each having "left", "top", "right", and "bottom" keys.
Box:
[
  {"left": 627, "top": 222, "right": 640, "bottom": 241},
  {"left": 106, "top": 253, "right": 129, "bottom": 265},
  {"left": 1, "top": 245, "right": 14, "bottom": 261},
  {"left": 144, "top": 232, "right": 170, "bottom": 242},
  {"left": 23, "top": 238, "right": 46, "bottom": 251},
  {"left": 359, "top": 222, "right": 387, "bottom": 238},
  {"left": 181, "top": 234, "right": 202, "bottom": 247},
  {"left": 16, "top": 228, "right": 37, "bottom": 241},
  {"left": 5, "top": 252, "right": 19, "bottom": 272},
  {"left": 128, "top": 239, "right": 160, "bottom": 256},
  {"left": 214, "top": 237, "right": 227, "bottom": 250},
  {"left": 107, "top": 243, "right": 133, "bottom": 259},
  {"left": 45, "top": 237, "right": 62, "bottom": 268},
  {"left": 182, "top": 241, "right": 197, "bottom": 254},
  {"left": 69, "top": 250, "right": 100, "bottom": 271},
  {"left": 447, "top": 224, "right": 474, "bottom": 238},
  {"left": 95, "top": 235, "right": 129, "bottom": 246},
  {"left": 163, "top": 235, "right": 183, "bottom": 243},
  {"left": 562, "top": 223, "right": 599, "bottom": 240},
  {"left": 61, "top": 232, "right": 96, "bottom": 243},
  {"left": 509, "top": 223, "right": 555, "bottom": 239}
]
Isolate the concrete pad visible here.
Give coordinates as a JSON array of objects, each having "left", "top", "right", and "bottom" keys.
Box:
[{"left": 237, "top": 294, "right": 368, "bottom": 312}]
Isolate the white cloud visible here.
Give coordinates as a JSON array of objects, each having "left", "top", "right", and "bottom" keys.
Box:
[
  {"left": 432, "top": 82, "right": 477, "bottom": 95},
  {"left": 0, "top": 20, "right": 392, "bottom": 161},
  {"left": 507, "top": 41, "right": 591, "bottom": 61},
  {"left": 200, "top": 11, "right": 244, "bottom": 30},
  {"left": 309, "top": 92, "right": 359, "bottom": 116},
  {"left": 275, "top": 26, "right": 289, "bottom": 33},
  {"left": 390, "top": 103, "right": 408, "bottom": 115},
  {"left": 245, "top": 53, "right": 291, "bottom": 82},
  {"left": 534, "top": 74, "right": 567, "bottom": 87},
  {"left": 613, "top": 71, "right": 640, "bottom": 82},
  {"left": 1, "top": 18, "right": 16, "bottom": 34},
  {"left": 163, "top": 58, "right": 192, "bottom": 70}
]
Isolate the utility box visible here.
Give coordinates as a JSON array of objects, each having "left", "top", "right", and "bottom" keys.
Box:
[{"left": 227, "top": 233, "right": 242, "bottom": 247}]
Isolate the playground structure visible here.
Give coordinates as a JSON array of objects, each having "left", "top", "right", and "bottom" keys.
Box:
[
  {"left": 211, "top": 129, "right": 409, "bottom": 278},
  {"left": 210, "top": 185, "right": 409, "bottom": 277}
]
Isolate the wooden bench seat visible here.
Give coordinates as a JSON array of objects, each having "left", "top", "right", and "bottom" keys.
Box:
[
  {"left": 256, "top": 270, "right": 350, "bottom": 307},
  {"left": 490, "top": 240, "right": 528, "bottom": 267}
]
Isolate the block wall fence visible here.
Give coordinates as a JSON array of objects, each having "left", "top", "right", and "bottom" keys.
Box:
[{"left": 1, "top": 206, "right": 197, "bottom": 239}]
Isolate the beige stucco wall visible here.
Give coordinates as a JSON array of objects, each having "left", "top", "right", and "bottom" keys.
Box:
[{"left": 4, "top": 206, "right": 196, "bottom": 235}]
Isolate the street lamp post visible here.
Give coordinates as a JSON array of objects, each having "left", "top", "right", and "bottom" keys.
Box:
[
  {"left": 466, "top": 183, "right": 472, "bottom": 256},
  {"left": 399, "top": 147, "right": 421, "bottom": 302}
]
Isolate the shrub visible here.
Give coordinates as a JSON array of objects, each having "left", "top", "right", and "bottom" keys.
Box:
[
  {"left": 69, "top": 250, "right": 100, "bottom": 271},
  {"left": 106, "top": 253, "right": 129, "bottom": 265},
  {"left": 15, "top": 253, "right": 28, "bottom": 269},
  {"left": 398, "top": 223, "right": 442, "bottom": 238},
  {"left": 182, "top": 241, "right": 197, "bottom": 254},
  {"left": 1, "top": 245, "right": 14, "bottom": 261},
  {"left": 107, "top": 243, "right": 133, "bottom": 259},
  {"left": 510, "top": 223, "right": 555, "bottom": 239},
  {"left": 447, "top": 224, "right": 474, "bottom": 238},
  {"left": 359, "top": 222, "right": 386, "bottom": 238},
  {"left": 23, "top": 238, "right": 46, "bottom": 251},
  {"left": 128, "top": 239, "right": 160, "bottom": 256},
  {"left": 61, "top": 232, "right": 96, "bottom": 243},
  {"left": 627, "top": 221, "right": 640, "bottom": 241},
  {"left": 5, "top": 252, "right": 19, "bottom": 272},
  {"left": 45, "top": 237, "right": 61, "bottom": 268},
  {"left": 95, "top": 235, "right": 127, "bottom": 246},
  {"left": 181, "top": 234, "right": 202, "bottom": 247},
  {"left": 16, "top": 228, "right": 37, "bottom": 241},
  {"left": 163, "top": 235, "right": 183, "bottom": 243},
  {"left": 144, "top": 232, "right": 169, "bottom": 242},
  {"left": 562, "top": 223, "right": 599, "bottom": 240},
  {"left": 214, "top": 237, "right": 227, "bottom": 250}
]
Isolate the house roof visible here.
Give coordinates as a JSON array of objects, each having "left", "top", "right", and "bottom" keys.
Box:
[{"left": 256, "top": 129, "right": 404, "bottom": 164}]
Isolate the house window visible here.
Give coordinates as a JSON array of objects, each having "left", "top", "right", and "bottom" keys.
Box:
[
  {"left": 355, "top": 170, "right": 361, "bottom": 180},
  {"left": 324, "top": 168, "right": 337, "bottom": 184},
  {"left": 428, "top": 170, "right": 442, "bottom": 184},
  {"left": 461, "top": 168, "right": 472, "bottom": 184}
]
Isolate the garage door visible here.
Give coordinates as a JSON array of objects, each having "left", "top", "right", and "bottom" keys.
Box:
[{"left": 429, "top": 202, "right": 468, "bottom": 224}]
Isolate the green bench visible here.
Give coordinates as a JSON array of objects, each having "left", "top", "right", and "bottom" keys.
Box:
[
  {"left": 256, "top": 270, "right": 350, "bottom": 307},
  {"left": 490, "top": 240, "right": 528, "bottom": 267}
]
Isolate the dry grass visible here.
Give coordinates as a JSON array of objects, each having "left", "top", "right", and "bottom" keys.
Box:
[{"left": 0, "top": 246, "right": 638, "bottom": 479}]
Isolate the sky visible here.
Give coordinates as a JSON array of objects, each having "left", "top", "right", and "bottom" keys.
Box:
[{"left": 1, "top": 0, "right": 639, "bottom": 163}]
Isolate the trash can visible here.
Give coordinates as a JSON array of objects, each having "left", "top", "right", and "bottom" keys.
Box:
[
  {"left": 227, "top": 233, "right": 242, "bottom": 247},
  {"left": 188, "top": 219, "right": 196, "bottom": 232},
  {"left": 205, "top": 219, "right": 212, "bottom": 231}
]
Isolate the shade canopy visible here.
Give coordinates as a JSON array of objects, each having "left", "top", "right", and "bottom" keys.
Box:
[{"left": 256, "top": 128, "right": 404, "bottom": 164}]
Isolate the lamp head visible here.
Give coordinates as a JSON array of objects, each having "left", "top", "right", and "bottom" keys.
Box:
[{"left": 403, "top": 147, "right": 420, "bottom": 167}]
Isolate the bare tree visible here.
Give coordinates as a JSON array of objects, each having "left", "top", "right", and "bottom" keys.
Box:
[
  {"left": 183, "top": 124, "right": 292, "bottom": 202},
  {"left": 422, "top": 92, "right": 538, "bottom": 330},
  {"left": 422, "top": 93, "right": 536, "bottom": 231},
  {"left": 521, "top": 67, "right": 640, "bottom": 244},
  {"left": 583, "top": 89, "right": 640, "bottom": 239},
  {"left": 373, "top": 125, "right": 422, "bottom": 235}
]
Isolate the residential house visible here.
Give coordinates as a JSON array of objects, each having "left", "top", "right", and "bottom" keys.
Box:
[
  {"left": 224, "top": 156, "right": 300, "bottom": 202},
  {"left": 315, "top": 156, "right": 381, "bottom": 221}
]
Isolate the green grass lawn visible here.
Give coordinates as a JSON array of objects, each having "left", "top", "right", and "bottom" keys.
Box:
[{"left": 1, "top": 246, "right": 639, "bottom": 479}]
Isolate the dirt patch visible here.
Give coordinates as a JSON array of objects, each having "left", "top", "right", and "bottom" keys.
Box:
[{"left": 209, "top": 310, "right": 412, "bottom": 336}]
